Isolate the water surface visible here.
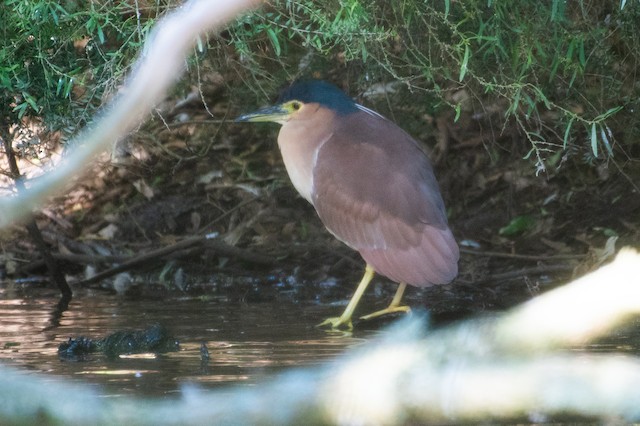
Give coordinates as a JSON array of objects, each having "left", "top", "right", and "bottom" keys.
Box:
[
  {"left": 0, "top": 288, "right": 373, "bottom": 397},
  {"left": 3, "top": 278, "right": 640, "bottom": 401}
]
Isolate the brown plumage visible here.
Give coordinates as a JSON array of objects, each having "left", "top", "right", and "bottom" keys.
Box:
[
  {"left": 311, "top": 109, "right": 458, "bottom": 286},
  {"left": 236, "top": 79, "right": 458, "bottom": 329}
]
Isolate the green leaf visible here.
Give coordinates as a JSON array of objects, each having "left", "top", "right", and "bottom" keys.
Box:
[
  {"left": 523, "top": 93, "right": 536, "bottom": 117},
  {"left": 568, "top": 68, "right": 578, "bottom": 88},
  {"left": 590, "top": 122, "right": 598, "bottom": 157},
  {"left": 566, "top": 39, "right": 575, "bottom": 61},
  {"left": 532, "top": 86, "right": 550, "bottom": 109},
  {"left": 85, "top": 16, "right": 95, "bottom": 32},
  {"left": 454, "top": 104, "right": 461, "bottom": 122},
  {"left": 594, "top": 106, "right": 623, "bottom": 121},
  {"left": 499, "top": 215, "right": 536, "bottom": 236},
  {"left": 507, "top": 88, "right": 521, "bottom": 116},
  {"left": 459, "top": 44, "right": 470, "bottom": 82},
  {"left": 563, "top": 118, "right": 574, "bottom": 149},
  {"left": 527, "top": 130, "right": 544, "bottom": 141},
  {"left": 48, "top": 4, "right": 59, "bottom": 25},
  {"left": 63, "top": 79, "right": 74, "bottom": 98},
  {"left": 548, "top": 57, "right": 560, "bottom": 82},
  {"left": 578, "top": 39, "right": 586, "bottom": 67},
  {"left": 523, "top": 147, "right": 535, "bottom": 160},
  {"left": 599, "top": 125, "right": 614, "bottom": 156},
  {"left": 266, "top": 28, "right": 281, "bottom": 56},
  {"left": 13, "top": 102, "right": 28, "bottom": 119},
  {"left": 444, "top": 0, "right": 450, "bottom": 19},
  {"left": 22, "top": 92, "right": 39, "bottom": 111},
  {"left": 97, "top": 24, "right": 105, "bottom": 44},
  {"left": 56, "top": 77, "right": 64, "bottom": 96},
  {"left": 551, "top": 0, "right": 559, "bottom": 21}
]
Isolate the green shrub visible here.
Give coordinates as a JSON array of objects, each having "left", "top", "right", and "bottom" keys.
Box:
[
  {"left": 1, "top": 0, "right": 638, "bottom": 173},
  {"left": 223, "top": 0, "right": 639, "bottom": 171},
  {"left": 0, "top": 0, "right": 170, "bottom": 143}
]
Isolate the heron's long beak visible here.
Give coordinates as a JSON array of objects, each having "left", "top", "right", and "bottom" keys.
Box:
[{"left": 235, "top": 104, "right": 290, "bottom": 124}]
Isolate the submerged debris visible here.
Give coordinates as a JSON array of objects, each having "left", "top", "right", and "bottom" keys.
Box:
[
  {"left": 200, "top": 341, "right": 210, "bottom": 362},
  {"left": 58, "top": 323, "right": 179, "bottom": 360}
]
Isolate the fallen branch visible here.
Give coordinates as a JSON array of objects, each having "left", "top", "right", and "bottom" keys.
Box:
[
  {"left": 461, "top": 247, "right": 587, "bottom": 261},
  {"left": 74, "top": 234, "right": 274, "bottom": 287},
  {"left": 476, "top": 263, "right": 575, "bottom": 284}
]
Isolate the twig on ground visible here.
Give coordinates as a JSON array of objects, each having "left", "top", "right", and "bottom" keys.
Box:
[
  {"left": 461, "top": 247, "right": 587, "bottom": 261},
  {"left": 475, "top": 263, "right": 575, "bottom": 284},
  {"left": 74, "top": 234, "right": 273, "bottom": 287}
]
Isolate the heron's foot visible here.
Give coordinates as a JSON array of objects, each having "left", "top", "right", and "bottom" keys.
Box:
[
  {"left": 360, "top": 305, "right": 411, "bottom": 321},
  {"left": 317, "top": 316, "right": 353, "bottom": 331}
]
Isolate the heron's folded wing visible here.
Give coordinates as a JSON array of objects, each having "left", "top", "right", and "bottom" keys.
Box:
[{"left": 311, "top": 111, "right": 458, "bottom": 285}]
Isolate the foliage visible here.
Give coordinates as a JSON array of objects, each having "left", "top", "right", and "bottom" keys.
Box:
[
  {"left": 0, "top": 0, "right": 171, "bottom": 147},
  {"left": 1, "top": 0, "right": 638, "bottom": 174},
  {"left": 223, "top": 0, "right": 640, "bottom": 172}
]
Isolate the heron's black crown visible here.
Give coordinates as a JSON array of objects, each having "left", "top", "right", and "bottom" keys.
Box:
[{"left": 278, "top": 80, "right": 359, "bottom": 115}]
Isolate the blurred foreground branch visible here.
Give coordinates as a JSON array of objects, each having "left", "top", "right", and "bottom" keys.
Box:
[
  {"left": 0, "top": 0, "right": 259, "bottom": 228},
  {"left": 2, "top": 248, "right": 640, "bottom": 424}
]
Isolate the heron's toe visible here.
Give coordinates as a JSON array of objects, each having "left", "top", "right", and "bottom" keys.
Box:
[
  {"left": 360, "top": 305, "right": 411, "bottom": 321},
  {"left": 317, "top": 316, "right": 353, "bottom": 330}
]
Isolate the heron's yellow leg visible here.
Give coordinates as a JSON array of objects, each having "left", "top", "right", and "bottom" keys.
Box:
[
  {"left": 318, "top": 265, "right": 376, "bottom": 330},
  {"left": 360, "top": 282, "right": 411, "bottom": 321}
]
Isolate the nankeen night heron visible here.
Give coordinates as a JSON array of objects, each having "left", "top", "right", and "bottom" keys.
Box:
[{"left": 236, "top": 80, "right": 459, "bottom": 329}]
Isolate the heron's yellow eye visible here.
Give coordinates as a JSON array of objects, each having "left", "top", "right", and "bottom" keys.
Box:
[{"left": 290, "top": 101, "right": 302, "bottom": 111}]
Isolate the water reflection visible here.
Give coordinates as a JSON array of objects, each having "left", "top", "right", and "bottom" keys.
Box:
[
  {"left": 6, "top": 284, "right": 638, "bottom": 399},
  {"left": 0, "top": 289, "right": 372, "bottom": 397}
]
